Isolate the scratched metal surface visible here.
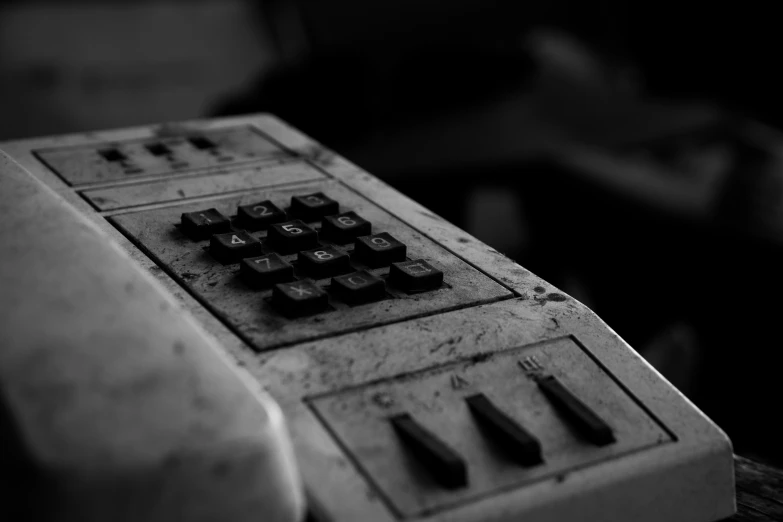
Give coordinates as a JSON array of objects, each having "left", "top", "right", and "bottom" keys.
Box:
[{"left": 110, "top": 179, "right": 514, "bottom": 351}]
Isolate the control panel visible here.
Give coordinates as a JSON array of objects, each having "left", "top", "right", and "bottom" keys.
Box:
[{"left": 0, "top": 114, "right": 735, "bottom": 522}]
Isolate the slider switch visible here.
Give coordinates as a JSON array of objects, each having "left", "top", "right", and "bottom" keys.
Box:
[
  {"left": 465, "top": 393, "right": 543, "bottom": 466},
  {"left": 538, "top": 376, "right": 615, "bottom": 446},
  {"left": 390, "top": 413, "right": 468, "bottom": 489}
]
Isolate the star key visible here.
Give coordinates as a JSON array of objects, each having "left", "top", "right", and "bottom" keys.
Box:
[{"left": 271, "top": 280, "right": 329, "bottom": 317}]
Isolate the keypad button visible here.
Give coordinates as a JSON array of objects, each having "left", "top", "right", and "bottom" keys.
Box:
[
  {"left": 353, "top": 232, "right": 407, "bottom": 268},
  {"left": 298, "top": 246, "right": 352, "bottom": 279},
  {"left": 145, "top": 143, "right": 171, "bottom": 156},
  {"left": 241, "top": 253, "right": 294, "bottom": 287},
  {"left": 289, "top": 192, "right": 339, "bottom": 221},
  {"left": 390, "top": 413, "right": 468, "bottom": 489},
  {"left": 209, "top": 231, "right": 266, "bottom": 263},
  {"left": 389, "top": 259, "right": 443, "bottom": 292},
  {"left": 237, "top": 200, "right": 287, "bottom": 231},
  {"left": 272, "top": 280, "right": 329, "bottom": 317},
  {"left": 98, "top": 148, "right": 126, "bottom": 162},
  {"left": 188, "top": 136, "right": 217, "bottom": 150},
  {"left": 321, "top": 211, "right": 371, "bottom": 244},
  {"left": 331, "top": 270, "right": 386, "bottom": 305},
  {"left": 267, "top": 220, "right": 319, "bottom": 254},
  {"left": 180, "top": 208, "right": 231, "bottom": 239}
]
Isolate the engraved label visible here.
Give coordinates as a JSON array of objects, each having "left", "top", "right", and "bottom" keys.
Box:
[
  {"left": 199, "top": 213, "right": 212, "bottom": 224},
  {"left": 282, "top": 223, "right": 303, "bottom": 234},
  {"left": 337, "top": 215, "right": 356, "bottom": 226},
  {"left": 406, "top": 263, "right": 431, "bottom": 275},
  {"left": 371, "top": 237, "right": 390, "bottom": 248},
  {"left": 372, "top": 392, "right": 394, "bottom": 408},
  {"left": 517, "top": 356, "right": 544, "bottom": 378},
  {"left": 231, "top": 235, "right": 245, "bottom": 245},
  {"left": 289, "top": 285, "right": 312, "bottom": 297},
  {"left": 347, "top": 276, "right": 367, "bottom": 286},
  {"left": 313, "top": 250, "right": 334, "bottom": 260},
  {"left": 306, "top": 195, "right": 323, "bottom": 204},
  {"left": 451, "top": 374, "right": 470, "bottom": 390},
  {"left": 254, "top": 257, "right": 272, "bottom": 269},
  {"left": 253, "top": 205, "right": 272, "bottom": 216}
]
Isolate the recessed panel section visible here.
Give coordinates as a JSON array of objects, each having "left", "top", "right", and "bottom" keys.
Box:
[
  {"left": 35, "top": 126, "right": 288, "bottom": 186},
  {"left": 309, "top": 337, "right": 673, "bottom": 518},
  {"left": 82, "top": 162, "right": 326, "bottom": 210},
  {"left": 109, "top": 181, "right": 512, "bottom": 350}
]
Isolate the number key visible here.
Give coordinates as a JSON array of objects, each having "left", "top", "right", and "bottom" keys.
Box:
[
  {"left": 267, "top": 220, "right": 319, "bottom": 254},
  {"left": 180, "top": 208, "right": 231, "bottom": 240},
  {"left": 321, "top": 211, "right": 371, "bottom": 244},
  {"left": 209, "top": 230, "right": 266, "bottom": 264},
  {"left": 289, "top": 192, "right": 339, "bottom": 221},
  {"left": 298, "top": 245, "right": 352, "bottom": 279},
  {"left": 237, "top": 200, "right": 287, "bottom": 231},
  {"left": 241, "top": 253, "right": 294, "bottom": 287},
  {"left": 354, "top": 232, "right": 407, "bottom": 268},
  {"left": 331, "top": 270, "right": 386, "bottom": 305}
]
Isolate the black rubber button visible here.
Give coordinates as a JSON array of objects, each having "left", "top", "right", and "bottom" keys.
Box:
[
  {"left": 390, "top": 413, "right": 468, "bottom": 489},
  {"left": 272, "top": 280, "right": 329, "bottom": 317},
  {"left": 209, "top": 231, "right": 266, "bottom": 264},
  {"left": 388, "top": 259, "right": 443, "bottom": 292},
  {"left": 188, "top": 136, "right": 217, "bottom": 150},
  {"left": 98, "top": 148, "right": 126, "bottom": 162},
  {"left": 267, "top": 220, "right": 319, "bottom": 254},
  {"left": 289, "top": 192, "right": 339, "bottom": 221},
  {"left": 331, "top": 270, "right": 386, "bottom": 305},
  {"left": 298, "top": 246, "right": 351, "bottom": 279},
  {"left": 538, "top": 376, "right": 615, "bottom": 446},
  {"left": 465, "top": 393, "right": 543, "bottom": 466},
  {"left": 241, "top": 253, "right": 294, "bottom": 287},
  {"left": 321, "top": 211, "right": 371, "bottom": 244},
  {"left": 353, "top": 232, "right": 407, "bottom": 268},
  {"left": 180, "top": 208, "right": 231, "bottom": 240},
  {"left": 237, "top": 200, "right": 287, "bottom": 231}
]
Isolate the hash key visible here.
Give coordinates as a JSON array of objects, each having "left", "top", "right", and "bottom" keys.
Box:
[{"left": 389, "top": 259, "right": 443, "bottom": 292}]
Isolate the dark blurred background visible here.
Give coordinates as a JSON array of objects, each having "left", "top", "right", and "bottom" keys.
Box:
[{"left": 4, "top": 0, "right": 783, "bottom": 467}]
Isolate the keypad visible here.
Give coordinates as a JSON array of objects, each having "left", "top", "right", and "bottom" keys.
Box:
[
  {"left": 171, "top": 192, "right": 447, "bottom": 318},
  {"left": 236, "top": 200, "right": 287, "bottom": 231},
  {"left": 209, "top": 230, "right": 266, "bottom": 264},
  {"left": 267, "top": 220, "right": 319, "bottom": 254},
  {"left": 354, "top": 232, "right": 407, "bottom": 268},
  {"left": 321, "top": 212, "right": 371, "bottom": 244},
  {"left": 241, "top": 253, "right": 294, "bottom": 287},
  {"left": 389, "top": 260, "right": 444, "bottom": 292},
  {"left": 181, "top": 208, "right": 231, "bottom": 239},
  {"left": 289, "top": 192, "right": 339, "bottom": 221}
]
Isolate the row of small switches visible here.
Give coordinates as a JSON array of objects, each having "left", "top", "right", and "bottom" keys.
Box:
[{"left": 391, "top": 377, "right": 615, "bottom": 489}]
